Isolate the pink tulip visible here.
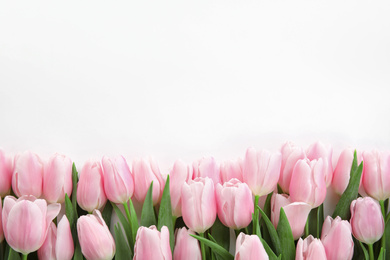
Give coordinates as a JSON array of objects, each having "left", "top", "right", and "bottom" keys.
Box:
[
  {"left": 42, "top": 153, "right": 73, "bottom": 203},
  {"left": 362, "top": 150, "right": 390, "bottom": 201},
  {"left": 350, "top": 197, "right": 384, "bottom": 244},
  {"left": 77, "top": 160, "right": 107, "bottom": 213},
  {"left": 102, "top": 155, "right": 134, "bottom": 204},
  {"left": 296, "top": 235, "right": 327, "bottom": 260},
  {"left": 306, "top": 141, "right": 333, "bottom": 186},
  {"left": 12, "top": 151, "right": 44, "bottom": 198},
  {"left": 133, "top": 158, "right": 164, "bottom": 205},
  {"left": 279, "top": 142, "right": 306, "bottom": 193},
  {"left": 220, "top": 158, "right": 243, "bottom": 183},
  {"left": 173, "top": 227, "right": 201, "bottom": 260},
  {"left": 243, "top": 148, "right": 282, "bottom": 197},
  {"left": 134, "top": 225, "right": 172, "bottom": 260},
  {"left": 289, "top": 159, "right": 326, "bottom": 208},
  {"left": 193, "top": 157, "right": 221, "bottom": 185},
  {"left": 2, "top": 195, "right": 61, "bottom": 255},
  {"left": 181, "top": 177, "right": 217, "bottom": 234},
  {"left": 77, "top": 210, "right": 116, "bottom": 260},
  {"left": 37, "top": 222, "right": 56, "bottom": 260},
  {"left": 170, "top": 160, "right": 193, "bottom": 217},
  {"left": 215, "top": 179, "right": 253, "bottom": 229},
  {"left": 0, "top": 149, "right": 13, "bottom": 197},
  {"left": 235, "top": 232, "right": 269, "bottom": 260},
  {"left": 270, "top": 193, "right": 312, "bottom": 240},
  {"left": 321, "top": 216, "right": 354, "bottom": 260}
]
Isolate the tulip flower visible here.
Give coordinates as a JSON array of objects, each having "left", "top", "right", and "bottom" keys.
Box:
[
  {"left": 42, "top": 153, "right": 73, "bottom": 203},
  {"left": 296, "top": 235, "right": 327, "bottom": 260},
  {"left": 220, "top": 158, "right": 243, "bottom": 183},
  {"left": 181, "top": 177, "right": 216, "bottom": 234},
  {"left": 279, "top": 142, "right": 306, "bottom": 193},
  {"left": 77, "top": 160, "right": 107, "bottom": 213},
  {"left": 235, "top": 232, "right": 269, "bottom": 260},
  {"left": 0, "top": 149, "right": 13, "bottom": 197},
  {"left": 350, "top": 197, "right": 384, "bottom": 244},
  {"left": 270, "top": 193, "right": 312, "bottom": 240},
  {"left": 173, "top": 227, "right": 201, "bottom": 260},
  {"left": 134, "top": 225, "right": 172, "bottom": 260},
  {"left": 12, "top": 151, "right": 44, "bottom": 198},
  {"left": 306, "top": 141, "right": 333, "bottom": 186},
  {"left": 193, "top": 157, "right": 221, "bottom": 185},
  {"left": 321, "top": 216, "right": 354, "bottom": 260},
  {"left": 102, "top": 155, "right": 134, "bottom": 204},
  {"left": 289, "top": 158, "right": 326, "bottom": 208},
  {"left": 2, "top": 195, "right": 61, "bottom": 255},
  {"left": 77, "top": 210, "right": 116, "bottom": 260},
  {"left": 215, "top": 178, "right": 253, "bottom": 229},
  {"left": 169, "top": 160, "right": 193, "bottom": 217}
]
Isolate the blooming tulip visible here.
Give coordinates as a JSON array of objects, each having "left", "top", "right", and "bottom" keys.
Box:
[
  {"left": 215, "top": 178, "right": 253, "bottom": 229},
  {"left": 0, "top": 149, "right": 13, "bottom": 197},
  {"left": 181, "top": 177, "right": 216, "bottom": 233},
  {"left": 193, "top": 157, "right": 221, "bottom": 185},
  {"left": 296, "top": 235, "right": 327, "bottom": 260},
  {"left": 102, "top": 155, "right": 134, "bottom": 204},
  {"left": 306, "top": 141, "right": 333, "bottom": 186},
  {"left": 12, "top": 151, "right": 44, "bottom": 198},
  {"left": 173, "top": 227, "right": 201, "bottom": 260},
  {"left": 2, "top": 195, "right": 61, "bottom": 255},
  {"left": 220, "top": 158, "right": 243, "bottom": 183},
  {"left": 279, "top": 142, "right": 306, "bottom": 193},
  {"left": 235, "top": 232, "right": 269, "bottom": 260},
  {"left": 170, "top": 160, "right": 193, "bottom": 217},
  {"left": 134, "top": 225, "right": 172, "bottom": 260},
  {"left": 270, "top": 193, "right": 312, "bottom": 240},
  {"left": 42, "top": 153, "right": 73, "bottom": 203},
  {"left": 77, "top": 160, "right": 107, "bottom": 213},
  {"left": 321, "top": 216, "right": 354, "bottom": 260},
  {"left": 289, "top": 158, "right": 326, "bottom": 208},
  {"left": 243, "top": 148, "right": 281, "bottom": 197},
  {"left": 350, "top": 197, "right": 384, "bottom": 244},
  {"left": 77, "top": 210, "right": 116, "bottom": 260}
]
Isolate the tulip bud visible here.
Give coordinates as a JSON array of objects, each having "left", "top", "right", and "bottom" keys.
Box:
[
  {"left": 289, "top": 159, "right": 326, "bottom": 208},
  {"left": 181, "top": 177, "right": 217, "bottom": 233},
  {"left": 77, "top": 160, "right": 107, "bottom": 213},
  {"left": 134, "top": 225, "right": 172, "bottom": 260},
  {"left": 350, "top": 197, "right": 384, "bottom": 244},
  {"left": 296, "top": 235, "right": 327, "bottom": 260},
  {"left": 2, "top": 195, "right": 61, "bottom": 255},
  {"left": 170, "top": 160, "right": 193, "bottom": 217},
  {"left": 173, "top": 227, "right": 201, "bottom": 260},
  {"left": 279, "top": 142, "right": 306, "bottom": 193},
  {"left": 332, "top": 148, "right": 361, "bottom": 195},
  {"left": 235, "top": 232, "right": 269, "bottom": 260},
  {"left": 38, "top": 222, "right": 56, "bottom": 260},
  {"left": 215, "top": 179, "right": 253, "bottom": 229},
  {"left": 243, "top": 148, "right": 282, "bottom": 197},
  {"left": 321, "top": 216, "right": 354, "bottom": 260},
  {"left": 102, "top": 155, "right": 134, "bottom": 204},
  {"left": 306, "top": 141, "right": 333, "bottom": 186},
  {"left": 77, "top": 210, "right": 116, "bottom": 260},
  {"left": 12, "top": 151, "right": 44, "bottom": 198},
  {"left": 220, "top": 158, "right": 243, "bottom": 183},
  {"left": 0, "top": 149, "right": 13, "bottom": 197},
  {"left": 193, "top": 157, "right": 221, "bottom": 185}
]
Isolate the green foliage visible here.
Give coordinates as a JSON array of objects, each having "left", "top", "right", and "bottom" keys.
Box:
[{"left": 140, "top": 182, "right": 157, "bottom": 227}]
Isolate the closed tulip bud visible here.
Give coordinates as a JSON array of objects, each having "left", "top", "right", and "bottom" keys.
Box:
[
  {"left": 2, "top": 195, "right": 61, "bottom": 255},
  {"left": 170, "top": 160, "right": 193, "bottom": 217},
  {"left": 102, "top": 155, "right": 134, "bottom": 204},
  {"left": 270, "top": 193, "right": 312, "bottom": 240},
  {"left": 235, "top": 232, "right": 269, "bottom": 260},
  {"left": 77, "top": 160, "right": 107, "bottom": 213},
  {"left": 220, "top": 158, "right": 243, "bottom": 183},
  {"left": 77, "top": 210, "right": 116, "bottom": 260},
  {"left": 173, "top": 227, "right": 201, "bottom": 260},
  {"left": 134, "top": 225, "right": 172, "bottom": 260},
  {"left": 332, "top": 149, "right": 354, "bottom": 195},
  {"left": 0, "top": 149, "right": 13, "bottom": 197},
  {"left": 193, "top": 157, "right": 221, "bottom": 185},
  {"left": 289, "top": 159, "right": 326, "bottom": 208},
  {"left": 43, "top": 153, "right": 73, "bottom": 203},
  {"left": 350, "top": 197, "right": 384, "bottom": 244},
  {"left": 306, "top": 141, "right": 333, "bottom": 187},
  {"left": 181, "top": 177, "right": 216, "bottom": 234},
  {"left": 12, "top": 151, "right": 44, "bottom": 198},
  {"left": 215, "top": 179, "right": 253, "bottom": 229},
  {"left": 279, "top": 142, "right": 306, "bottom": 194},
  {"left": 243, "top": 148, "right": 282, "bottom": 197},
  {"left": 321, "top": 216, "right": 354, "bottom": 260},
  {"left": 37, "top": 222, "right": 56, "bottom": 260},
  {"left": 296, "top": 235, "right": 327, "bottom": 260}
]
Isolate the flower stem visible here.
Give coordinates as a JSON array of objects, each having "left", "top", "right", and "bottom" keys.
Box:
[
  {"left": 380, "top": 200, "right": 386, "bottom": 250},
  {"left": 253, "top": 195, "right": 260, "bottom": 235},
  {"left": 368, "top": 243, "right": 374, "bottom": 260},
  {"left": 200, "top": 232, "right": 206, "bottom": 260},
  {"left": 123, "top": 202, "right": 132, "bottom": 224},
  {"left": 22, "top": 254, "right": 28, "bottom": 260}
]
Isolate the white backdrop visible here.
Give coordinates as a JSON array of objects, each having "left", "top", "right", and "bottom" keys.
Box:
[{"left": 1, "top": 1, "right": 390, "bottom": 172}]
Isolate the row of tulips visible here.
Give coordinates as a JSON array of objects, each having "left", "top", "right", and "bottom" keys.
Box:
[{"left": 0, "top": 141, "right": 389, "bottom": 259}]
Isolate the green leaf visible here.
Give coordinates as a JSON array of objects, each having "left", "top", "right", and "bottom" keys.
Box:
[
  {"left": 7, "top": 248, "right": 21, "bottom": 260},
  {"left": 211, "top": 217, "right": 230, "bottom": 251},
  {"left": 140, "top": 182, "right": 157, "bottom": 227},
  {"left": 114, "top": 223, "right": 133, "bottom": 259},
  {"left": 71, "top": 163, "right": 79, "bottom": 213},
  {"left": 258, "top": 206, "right": 281, "bottom": 256},
  {"left": 358, "top": 241, "right": 369, "bottom": 260},
  {"left": 73, "top": 239, "right": 83, "bottom": 260},
  {"left": 102, "top": 201, "right": 113, "bottom": 228},
  {"left": 378, "top": 247, "right": 386, "bottom": 260},
  {"left": 332, "top": 151, "right": 363, "bottom": 220},
  {"left": 276, "top": 208, "right": 295, "bottom": 260},
  {"left": 157, "top": 175, "right": 174, "bottom": 252},
  {"left": 65, "top": 194, "right": 75, "bottom": 229},
  {"left": 260, "top": 238, "right": 280, "bottom": 260},
  {"left": 127, "top": 199, "right": 139, "bottom": 248},
  {"left": 191, "top": 234, "right": 234, "bottom": 260},
  {"left": 112, "top": 202, "right": 134, "bottom": 250}
]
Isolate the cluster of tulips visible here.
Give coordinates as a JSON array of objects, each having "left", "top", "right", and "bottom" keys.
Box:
[{"left": 0, "top": 141, "right": 389, "bottom": 260}]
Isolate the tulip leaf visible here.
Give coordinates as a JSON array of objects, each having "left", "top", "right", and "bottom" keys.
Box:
[
  {"left": 7, "top": 248, "right": 21, "bottom": 260},
  {"left": 377, "top": 247, "right": 385, "bottom": 260},
  {"left": 258, "top": 206, "right": 281, "bottom": 256},
  {"left": 65, "top": 194, "right": 75, "bottom": 230},
  {"left": 260, "top": 238, "right": 280, "bottom": 260},
  {"left": 157, "top": 175, "right": 174, "bottom": 253},
  {"left": 191, "top": 234, "right": 234, "bottom": 260},
  {"left": 102, "top": 201, "right": 113, "bottom": 228},
  {"left": 332, "top": 151, "right": 363, "bottom": 220},
  {"left": 211, "top": 217, "right": 230, "bottom": 251},
  {"left": 127, "top": 198, "right": 139, "bottom": 249},
  {"left": 73, "top": 241, "right": 83, "bottom": 260},
  {"left": 276, "top": 208, "right": 295, "bottom": 260},
  {"left": 260, "top": 192, "right": 274, "bottom": 250},
  {"left": 112, "top": 202, "right": 134, "bottom": 250},
  {"left": 71, "top": 163, "right": 79, "bottom": 213},
  {"left": 140, "top": 182, "right": 157, "bottom": 227},
  {"left": 114, "top": 223, "right": 133, "bottom": 259}
]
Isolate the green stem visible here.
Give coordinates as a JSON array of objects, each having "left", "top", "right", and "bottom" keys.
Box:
[
  {"left": 305, "top": 218, "right": 309, "bottom": 238},
  {"left": 123, "top": 202, "right": 132, "bottom": 224},
  {"left": 22, "top": 254, "right": 28, "bottom": 260},
  {"left": 253, "top": 195, "right": 260, "bottom": 235},
  {"left": 368, "top": 243, "right": 374, "bottom": 260},
  {"left": 200, "top": 232, "right": 206, "bottom": 260},
  {"left": 380, "top": 200, "right": 386, "bottom": 250}
]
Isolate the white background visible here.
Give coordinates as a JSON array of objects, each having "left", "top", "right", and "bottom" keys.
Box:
[{"left": 1, "top": 1, "right": 390, "bottom": 172}]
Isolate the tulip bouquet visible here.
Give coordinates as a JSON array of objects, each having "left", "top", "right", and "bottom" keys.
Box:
[{"left": 0, "top": 141, "right": 390, "bottom": 260}]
